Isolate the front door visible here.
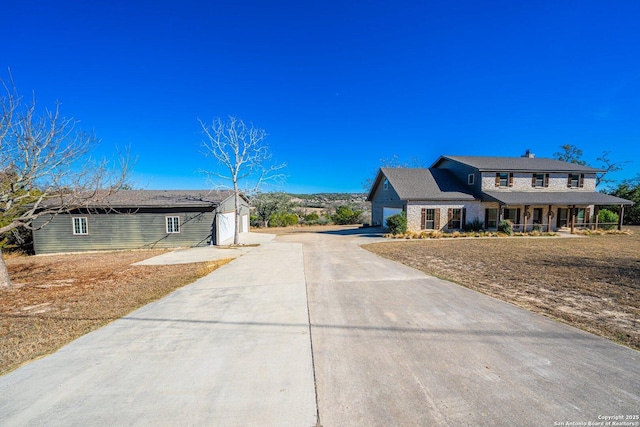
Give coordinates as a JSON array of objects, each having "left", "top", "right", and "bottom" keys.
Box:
[{"left": 557, "top": 208, "right": 569, "bottom": 228}]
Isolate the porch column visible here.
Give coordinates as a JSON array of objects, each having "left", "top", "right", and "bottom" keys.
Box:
[
  {"left": 594, "top": 205, "right": 600, "bottom": 230},
  {"left": 524, "top": 205, "right": 530, "bottom": 232},
  {"left": 618, "top": 205, "right": 624, "bottom": 231},
  {"left": 547, "top": 205, "right": 553, "bottom": 232},
  {"left": 570, "top": 205, "right": 576, "bottom": 234}
]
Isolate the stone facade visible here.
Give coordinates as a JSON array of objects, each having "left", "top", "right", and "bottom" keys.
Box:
[{"left": 480, "top": 172, "right": 597, "bottom": 192}]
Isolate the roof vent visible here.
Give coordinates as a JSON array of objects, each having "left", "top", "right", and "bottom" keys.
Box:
[{"left": 521, "top": 149, "right": 535, "bottom": 158}]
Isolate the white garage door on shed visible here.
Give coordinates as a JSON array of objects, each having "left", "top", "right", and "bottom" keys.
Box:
[
  {"left": 382, "top": 207, "right": 403, "bottom": 227},
  {"left": 217, "top": 212, "right": 235, "bottom": 244}
]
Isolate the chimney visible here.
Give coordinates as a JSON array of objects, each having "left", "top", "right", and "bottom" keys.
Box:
[{"left": 521, "top": 149, "right": 535, "bottom": 158}]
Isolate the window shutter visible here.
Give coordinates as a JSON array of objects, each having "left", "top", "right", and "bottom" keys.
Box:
[
  {"left": 516, "top": 208, "right": 521, "bottom": 227},
  {"left": 462, "top": 208, "right": 467, "bottom": 228},
  {"left": 435, "top": 209, "right": 440, "bottom": 230},
  {"left": 509, "top": 173, "right": 514, "bottom": 187},
  {"left": 545, "top": 173, "right": 549, "bottom": 187},
  {"left": 567, "top": 174, "right": 572, "bottom": 188},
  {"left": 485, "top": 208, "right": 489, "bottom": 229},
  {"left": 579, "top": 174, "right": 584, "bottom": 188},
  {"left": 421, "top": 208, "right": 426, "bottom": 230},
  {"left": 447, "top": 208, "right": 452, "bottom": 227},
  {"left": 495, "top": 173, "right": 500, "bottom": 187},
  {"left": 531, "top": 174, "right": 536, "bottom": 187}
]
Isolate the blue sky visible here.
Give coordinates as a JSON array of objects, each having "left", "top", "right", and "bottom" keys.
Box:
[{"left": 3, "top": 1, "right": 639, "bottom": 193}]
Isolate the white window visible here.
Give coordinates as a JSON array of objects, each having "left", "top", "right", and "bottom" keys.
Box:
[
  {"left": 72, "top": 217, "right": 88, "bottom": 235},
  {"left": 166, "top": 216, "right": 180, "bottom": 233},
  {"left": 467, "top": 174, "right": 475, "bottom": 185}
]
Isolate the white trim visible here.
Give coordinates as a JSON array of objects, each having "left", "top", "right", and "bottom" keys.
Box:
[
  {"left": 72, "top": 217, "right": 88, "bottom": 235},
  {"left": 166, "top": 216, "right": 180, "bottom": 233}
]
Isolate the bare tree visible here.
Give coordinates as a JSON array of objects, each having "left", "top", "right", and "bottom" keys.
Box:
[
  {"left": 596, "top": 151, "right": 629, "bottom": 187},
  {"left": 199, "top": 116, "right": 285, "bottom": 244},
  {"left": 0, "top": 75, "right": 130, "bottom": 288}
]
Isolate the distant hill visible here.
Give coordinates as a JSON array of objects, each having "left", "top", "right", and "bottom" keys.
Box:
[{"left": 288, "top": 193, "right": 371, "bottom": 223}]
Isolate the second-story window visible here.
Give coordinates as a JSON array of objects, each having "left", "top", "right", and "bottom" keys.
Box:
[
  {"left": 495, "top": 172, "right": 513, "bottom": 187},
  {"left": 568, "top": 173, "right": 584, "bottom": 188},
  {"left": 532, "top": 173, "right": 549, "bottom": 188},
  {"left": 383, "top": 178, "right": 388, "bottom": 190}
]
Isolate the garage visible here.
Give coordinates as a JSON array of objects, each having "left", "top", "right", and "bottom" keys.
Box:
[{"left": 382, "top": 207, "right": 403, "bottom": 227}]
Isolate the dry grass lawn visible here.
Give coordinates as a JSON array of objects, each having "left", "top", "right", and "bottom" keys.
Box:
[
  {"left": 1, "top": 250, "right": 232, "bottom": 375},
  {"left": 364, "top": 228, "right": 640, "bottom": 351}
]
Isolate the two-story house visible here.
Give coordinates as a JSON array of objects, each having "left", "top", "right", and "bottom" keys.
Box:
[{"left": 367, "top": 153, "right": 633, "bottom": 232}]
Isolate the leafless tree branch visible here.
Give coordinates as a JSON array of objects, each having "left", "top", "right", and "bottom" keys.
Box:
[
  {"left": 0, "top": 74, "right": 131, "bottom": 287},
  {"left": 199, "top": 116, "right": 286, "bottom": 244}
]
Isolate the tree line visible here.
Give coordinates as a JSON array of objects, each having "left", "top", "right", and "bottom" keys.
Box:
[{"left": 553, "top": 144, "right": 639, "bottom": 224}]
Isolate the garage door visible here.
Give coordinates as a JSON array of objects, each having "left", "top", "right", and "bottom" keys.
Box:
[
  {"left": 241, "top": 214, "right": 249, "bottom": 233},
  {"left": 217, "top": 212, "right": 235, "bottom": 244},
  {"left": 382, "top": 207, "right": 403, "bottom": 227}
]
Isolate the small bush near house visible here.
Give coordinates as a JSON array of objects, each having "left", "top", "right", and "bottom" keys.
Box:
[
  {"left": 498, "top": 220, "right": 513, "bottom": 235},
  {"left": 598, "top": 209, "right": 619, "bottom": 230},
  {"left": 386, "top": 212, "right": 407, "bottom": 235},
  {"left": 464, "top": 218, "right": 484, "bottom": 232},
  {"left": 268, "top": 212, "right": 299, "bottom": 227},
  {"left": 331, "top": 205, "right": 363, "bottom": 225}
]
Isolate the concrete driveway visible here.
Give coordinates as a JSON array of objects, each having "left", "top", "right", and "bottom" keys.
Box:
[
  {"left": 0, "top": 240, "right": 316, "bottom": 426},
  {"left": 280, "top": 228, "right": 640, "bottom": 426},
  {"left": 1, "top": 228, "right": 639, "bottom": 426}
]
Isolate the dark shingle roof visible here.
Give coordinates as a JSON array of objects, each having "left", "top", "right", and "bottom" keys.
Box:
[
  {"left": 433, "top": 155, "right": 603, "bottom": 173},
  {"left": 41, "top": 190, "right": 236, "bottom": 209},
  {"left": 483, "top": 191, "right": 634, "bottom": 206},
  {"left": 375, "top": 168, "right": 478, "bottom": 201}
]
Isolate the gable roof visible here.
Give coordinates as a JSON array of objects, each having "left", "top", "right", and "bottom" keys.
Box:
[
  {"left": 39, "top": 190, "right": 243, "bottom": 209},
  {"left": 432, "top": 155, "right": 603, "bottom": 173},
  {"left": 368, "top": 167, "right": 478, "bottom": 201}
]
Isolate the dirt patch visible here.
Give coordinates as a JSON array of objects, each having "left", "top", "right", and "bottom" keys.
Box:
[
  {"left": 363, "top": 228, "right": 640, "bottom": 350},
  {"left": 1, "top": 250, "right": 233, "bottom": 375}
]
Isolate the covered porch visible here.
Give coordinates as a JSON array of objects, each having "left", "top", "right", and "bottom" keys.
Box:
[{"left": 482, "top": 191, "right": 634, "bottom": 233}]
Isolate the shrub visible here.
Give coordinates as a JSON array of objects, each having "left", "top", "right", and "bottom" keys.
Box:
[
  {"left": 332, "top": 206, "right": 363, "bottom": 225},
  {"left": 386, "top": 212, "right": 407, "bottom": 235},
  {"left": 498, "top": 220, "right": 513, "bottom": 235},
  {"left": 464, "top": 218, "right": 484, "bottom": 232},
  {"left": 303, "top": 212, "right": 320, "bottom": 222},
  {"left": 598, "top": 209, "right": 619, "bottom": 230},
  {"left": 268, "top": 212, "right": 299, "bottom": 227}
]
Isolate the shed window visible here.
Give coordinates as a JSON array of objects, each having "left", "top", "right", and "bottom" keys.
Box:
[
  {"left": 467, "top": 174, "right": 475, "bottom": 185},
  {"left": 383, "top": 178, "right": 389, "bottom": 190},
  {"left": 166, "top": 216, "right": 180, "bottom": 233},
  {"left": 72, "top": 217, "right": 88, "bottom": 235}
]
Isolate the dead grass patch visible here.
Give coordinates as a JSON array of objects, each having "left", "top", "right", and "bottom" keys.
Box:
[
  {"left": 1, "top": 250, "right": 233, "bottom": 375},
  {"left": 363, "top": 228, "right": 640, "bottom": 350}
]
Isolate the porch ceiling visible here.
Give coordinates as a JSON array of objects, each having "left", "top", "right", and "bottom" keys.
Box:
[{"left": 482, "top": 191, "right": 634, "bottom": 206}]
